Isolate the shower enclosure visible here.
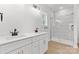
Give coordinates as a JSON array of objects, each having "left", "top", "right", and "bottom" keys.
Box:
[{"left": 51, "top": 4, "right": 75, "bottom": 46}]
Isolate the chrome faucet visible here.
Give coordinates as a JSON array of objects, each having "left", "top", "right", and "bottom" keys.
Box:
[
  {"left": 34, "top": 28, "right": 39, "bottom": 33},
  {"left": 10, "top": 28, "right": 19, "bottom": 36}
]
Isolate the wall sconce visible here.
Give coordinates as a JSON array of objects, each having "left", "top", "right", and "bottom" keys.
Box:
[
  {"left": 0, "top": 13, "right": 3, "bottom": 22},
  {"left": 33, "top": 4, "right": 40, "bottom": 10},
  {"left": 31, "top": 4, "right": 40, "bottom": 15}
]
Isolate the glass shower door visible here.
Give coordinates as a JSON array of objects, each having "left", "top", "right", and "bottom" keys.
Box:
[{"left": 52, "top": 7, "right": 74, "bottom": 46}]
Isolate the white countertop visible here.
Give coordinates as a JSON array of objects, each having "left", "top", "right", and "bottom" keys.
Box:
[{"left": 0, "top": 32, "right": 48, "bottom": 46}]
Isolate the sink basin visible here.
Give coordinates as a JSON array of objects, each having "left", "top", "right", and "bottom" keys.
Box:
[{"left": 6, "top": 35, "right": 25, "bottom": 40}]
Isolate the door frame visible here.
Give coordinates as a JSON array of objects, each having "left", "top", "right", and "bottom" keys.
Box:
[{"left": 73, "top": 5, "right": 78, "bottom": 48}]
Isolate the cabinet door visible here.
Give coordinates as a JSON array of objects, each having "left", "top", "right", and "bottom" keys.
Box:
[
  {"left": 39, "top": 40, "right": 45, "bottom": 54},
  {"left": 32, "top": 42, "right": 40, "bottom": 54},
  {"left": 39, "top": 35, "right": 48, "bottom": 54},
  {"left": 44, "top": 35, "right": 48, "bottom": 52},
  {"left": 40, "top": 39, "right": 48, "bottom": 54},
  {"left": 44, "top": 39, "right": 48, "bottom": 53},
  {"left": 22, "top": 44, "right": 32, "bottom": 54},
  {"left": 32, "top": 46, "right": 40, "bottom": 54}
]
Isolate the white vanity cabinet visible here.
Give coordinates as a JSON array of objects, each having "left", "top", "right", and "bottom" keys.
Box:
[
  {"left": 0, "top": 38, "right": 32, "bottom": 54},
  {"left": 31, "top": 34, "right": 48, "bottom": 54},
  {"left": 0, "top": 33, "right": 48, "bottom": 54}
]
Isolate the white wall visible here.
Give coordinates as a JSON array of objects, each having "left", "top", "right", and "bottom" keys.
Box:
[
  {"left": 38, "top": 4, "right": 52, "bottom": 41},
  {"left": 0, "top": 4, "right": 44, "bottom": 36}
]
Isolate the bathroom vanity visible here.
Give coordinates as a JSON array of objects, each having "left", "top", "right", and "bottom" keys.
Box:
[{"left": 0, "top": 32, "right": 48, "bottom": 54}]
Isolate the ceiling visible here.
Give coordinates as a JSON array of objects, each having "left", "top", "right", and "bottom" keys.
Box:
[{"left": 39, "top": 4, "right": 73, "bottom": 12}]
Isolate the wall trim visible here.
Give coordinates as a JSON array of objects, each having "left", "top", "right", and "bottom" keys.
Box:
[{"left": 51, "top": 38, "right": 73, "bottom": 47}]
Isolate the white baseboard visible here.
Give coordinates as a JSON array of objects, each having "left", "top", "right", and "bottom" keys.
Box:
[{"left": 52, "top": 38, "right": 73, "bottom": 46}]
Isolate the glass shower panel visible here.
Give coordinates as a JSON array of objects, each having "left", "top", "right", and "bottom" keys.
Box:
[{"left": 53, "top": 7, "right": 74, "bottom": 45}]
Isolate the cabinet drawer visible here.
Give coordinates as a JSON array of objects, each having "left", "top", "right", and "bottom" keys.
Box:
[
  {"left": 40, "top": 34, "right": 48, "bottom": 41},
  {"left": 0, "top": 38, "right": 32, "bottom": 54},
  {"left": 32, "top": 36, "right": 40, "bottom": 42},
  {"left": 32, "top": 34, "right": 48, "bottom": 42},
  {"left": 32, "top": 41, "right": 39, "bottom": 47}
]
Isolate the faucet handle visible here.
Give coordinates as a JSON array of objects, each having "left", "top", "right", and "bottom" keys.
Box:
[
  {"left": 10, "top": 31, "right": 12, "bottom": 33},
  {"left": 10, "top": 31, "right": 13, "bottom": 36}
]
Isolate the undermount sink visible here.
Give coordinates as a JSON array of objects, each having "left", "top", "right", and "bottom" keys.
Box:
[{"left": 6, "top": 35, "right": 25, "bottom": 40}]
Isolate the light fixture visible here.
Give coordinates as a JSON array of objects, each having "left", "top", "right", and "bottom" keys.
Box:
[
  {"left": 31, "top": 4, "right": 40, "bottom": 15},
  {"left": 33, "top": 4, "right": 40, "bottom": 10}
]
